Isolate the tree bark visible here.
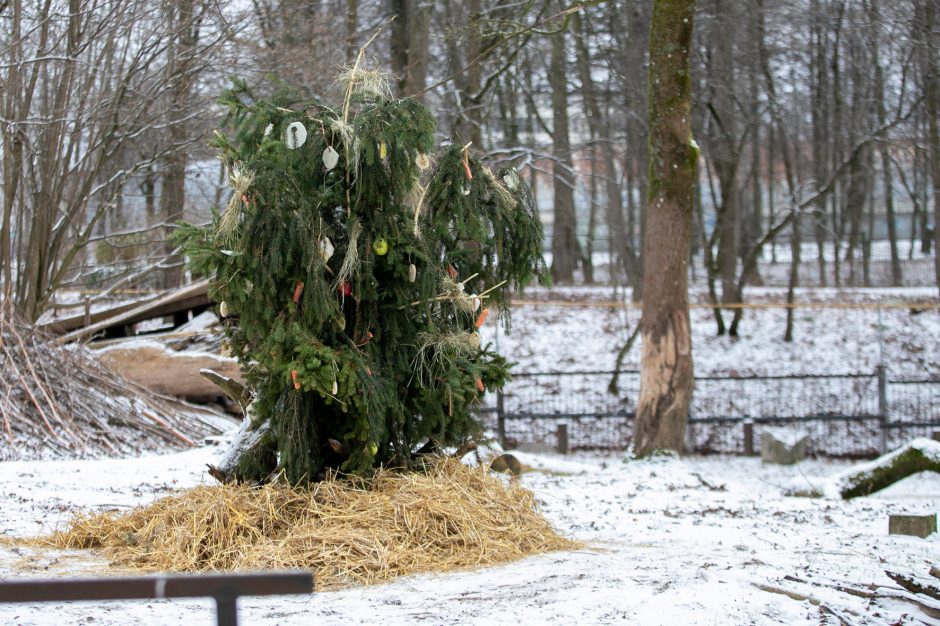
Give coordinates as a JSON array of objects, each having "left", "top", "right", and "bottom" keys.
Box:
[
  {"left": 868, "top": 0, "right": 902, "bottom": 286},
  {"left": 160, "top": 0, "right": 199, "bottom": 289},
  {"left": 924, "top": 0, "right": 940, "bottom": 296},
  {"left": 549, "top": 15, "right": 579, "bottom": 284},
  {"left": 572, "top": 11, "right": 637, "bottom": 288},
  {"left": 345, "top": 0, "right": 358, "bottom": 63},
  {"left": 633, "top": 0, "right": 696, "bottom": 457},
  {"left": 624, "top": 1, "right": 650, "bottom": 301}
]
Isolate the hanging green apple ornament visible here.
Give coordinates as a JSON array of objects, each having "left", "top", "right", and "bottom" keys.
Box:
[{"left": 373, "top": 237, "right": 389, "bottom": 256}]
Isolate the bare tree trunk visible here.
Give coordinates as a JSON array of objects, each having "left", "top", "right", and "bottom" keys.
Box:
[
  {"left": 549, "top": 16, "right": 578, "bottom": 284},
  {"left": 634, "top": 0, "right": 696, "bottom": 458},
  {"left": 583, "top": 151, "right": 597, "bottom": 284},
  {"left": 924, "top": 0, "right": 940, "bottom": 296},
  {"left": 784, "top": 213, "right": 801, "bottom": 342},
  {"left": 453, "top": 0, "right": 483, "bottom": 147},
  {"left": 389, "top": 0, "right": 429, "bottom": 99},
  {"left": 345, "top": 0, "right": 358, "bottom": 63},
  {"left": 624, "top": 1, "right": 650, "bottom": 301},
  {"left": 868, "top": 0, "right": 902, "bottom": 286},
  {"left": 160, "top": 0, "right": 199, "bottom": 289},
  {"left": 572, "top": 11, "right": 637, "bottom": 288},
  {"left": 810, "top": 0, "right": 829, "bottom": 287}
]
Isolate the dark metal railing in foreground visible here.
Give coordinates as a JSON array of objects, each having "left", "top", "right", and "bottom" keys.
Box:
[
  {"left": 478, "top": 368, "right": 940, "bottom": 458},
  {"left": 0, "top": 571, "right": 314, "bottom": 626}
]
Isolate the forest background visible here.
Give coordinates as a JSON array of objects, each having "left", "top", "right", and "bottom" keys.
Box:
[{"left": 2, "top": 0, "right": 939, "bottom": 330}]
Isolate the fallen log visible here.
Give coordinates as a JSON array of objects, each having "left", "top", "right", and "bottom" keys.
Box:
[
  {"left": 95, "top": 340, "right": 243, "bottom": 400},
  {"left": 831, "top": 438, "right": 940, "bottom": 499},
  {"left": 886, "top": 571, "right": 940, "bottom": 602}
]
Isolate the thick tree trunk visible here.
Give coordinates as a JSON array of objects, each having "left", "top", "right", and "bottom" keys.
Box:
[{"left": 633, "top": 0, "right": 696, "bottom": 457}]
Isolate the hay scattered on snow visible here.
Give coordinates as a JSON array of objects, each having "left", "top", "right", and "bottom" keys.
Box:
[{"left": 46, "top": 460, "right": 579, "bottom": 590}]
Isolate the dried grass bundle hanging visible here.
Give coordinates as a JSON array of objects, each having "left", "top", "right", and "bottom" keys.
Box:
[
  {"left": 482, "top": 165, "right": 517, "bottom": 210},
  {"left": 337, "top": 66, "right": 392, "bottom": 101},
  {"left": 217, "top": 167, "right": 255, "bottom": 244},
  {"left": 412, "top": 331, "right": 480, "bottom": 387},
  {"left": 333, "top": 219, "right": 362, "bottom": 290}
]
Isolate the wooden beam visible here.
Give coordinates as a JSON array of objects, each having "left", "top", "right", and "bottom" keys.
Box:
[{"left": 56, "top": 280, "right": 210, "bottom": 344}]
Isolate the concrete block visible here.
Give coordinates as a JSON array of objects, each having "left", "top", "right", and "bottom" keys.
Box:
[{"left": 889, "top": 514, "right": 937, "bottom": 538}]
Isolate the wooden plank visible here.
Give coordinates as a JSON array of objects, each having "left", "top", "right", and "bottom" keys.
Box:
[
  {"left": 56, "top": 279, "right": 210, "bottom": 344},
  {"left": 0, "top": 571, "right": 314, "bottom": 603},
  {"left": 40, "top": 299, "right": 149, "bottom": 335}
]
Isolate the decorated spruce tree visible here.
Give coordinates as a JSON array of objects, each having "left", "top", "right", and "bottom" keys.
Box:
[{"left": 176, "top": 70, "right": 547, "bottom": 484}]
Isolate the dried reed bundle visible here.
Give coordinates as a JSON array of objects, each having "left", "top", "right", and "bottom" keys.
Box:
[
  {"left": 0, "top": 303, "right": 227, "bottom": 461},
  {"left": 45, "top": 460, "right": 578, "bottom": 590},
  {"left": 216, "top": 166, "right": 255, "bottom": 245}
]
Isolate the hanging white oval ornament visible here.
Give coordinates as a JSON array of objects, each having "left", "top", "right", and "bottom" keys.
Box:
[
  {"left": 284, "top": 122, "right": 307, "bottom": 149},
  {"left": 331, "top": 380, "right": 338, "bottom": 395},
  {"left": 461, "top": 185, "right": 471, "bottom": 196},
  {"left": 263, "top": 123, "right": 273, "bottom": 138},
  {"left": 415, "top": 153, "right": 430, "bottom": 171},
  {"left": 408, "top": 263, "right": 417, "bottom": 283},
  {"left": 323, "top": 145, "right": 339, "bottom": 170},
  {"left": 320, "top": 236, "right": 334, "bottom": 262},
  {"left": 220, "top": 301, "right": 229, "bottom": 318}
]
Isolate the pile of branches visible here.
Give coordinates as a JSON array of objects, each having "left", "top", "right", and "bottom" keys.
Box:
[{"left": 0, "top": 304, "right": 228, "bottom": 461}]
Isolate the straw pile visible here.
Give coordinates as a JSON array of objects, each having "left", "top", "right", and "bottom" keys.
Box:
[{"left": 46, "top": 460, "right": 579, "bottom": 590}]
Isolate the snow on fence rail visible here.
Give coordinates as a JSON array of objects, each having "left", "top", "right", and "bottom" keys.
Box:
[{"left": 477, "top": 369, "right": 940, "bottom": 458}]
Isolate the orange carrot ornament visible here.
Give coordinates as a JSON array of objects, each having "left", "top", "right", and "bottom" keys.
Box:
[
  {"left": 293, "top": 281, "right": 304, "bottom": 303},
  {"left": 475, "top": 378, "right": 485, "bottom": 392},
  {"left": 291, "top": 369, "right": 301, "bottom": 390},
  {"left": 474, "top": 307, "right": 490, "bottom": 328}
]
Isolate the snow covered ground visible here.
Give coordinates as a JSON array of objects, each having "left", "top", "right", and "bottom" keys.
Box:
[
  {"left": 3, "top": 278, "right": 938, "bottom": 624},
  {"left": 1, "top": 444, "right": 938, "bottom": 625}
]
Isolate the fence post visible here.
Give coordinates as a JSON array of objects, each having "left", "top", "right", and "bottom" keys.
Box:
[
  {"left": 877, "top": 366, "right": 887, "bottom": 455},
  {"left": 556, "top": 423, "right": 569, "bottom": 455},
  {"left": 743, "top": 420, "right": 755, "bottom": 456},
  {"left": 496, "top": 389, "right": 506, "bottom": 449}
]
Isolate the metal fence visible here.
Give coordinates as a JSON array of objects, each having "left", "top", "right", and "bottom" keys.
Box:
[{"left": 477, "top": 368, "right": 940, "bottom": 458}]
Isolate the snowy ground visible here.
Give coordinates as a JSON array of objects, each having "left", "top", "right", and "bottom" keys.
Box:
[{"left": 1, "top": 444, "right": 938, "bottom": 625}]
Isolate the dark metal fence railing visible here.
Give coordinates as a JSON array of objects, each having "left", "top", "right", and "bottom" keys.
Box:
[{"left": 476, "top": 368, "right": 940, "bottom": 458}]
